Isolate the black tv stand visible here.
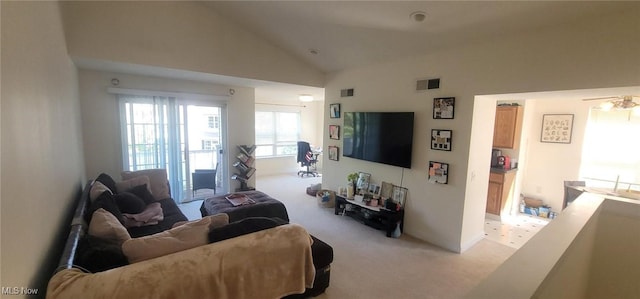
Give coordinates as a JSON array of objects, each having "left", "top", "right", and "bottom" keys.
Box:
[{"left": 334, "top": 194, "right": 404, "bottom": 237}]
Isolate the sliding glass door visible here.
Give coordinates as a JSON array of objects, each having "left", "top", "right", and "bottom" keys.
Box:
[
  {"left": 185, "top": 105, "right": 226, "bottom": 200},
  {"left": 119, "top": 95, "right": 227, "bottom": 203}
]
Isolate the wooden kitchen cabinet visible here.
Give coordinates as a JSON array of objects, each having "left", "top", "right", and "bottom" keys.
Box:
[
  {"left": 486, "top": 171, "right": 516, "bottom": 215},
  {"left": 493, "top": 106, "right": 524, "bottom": 149}
]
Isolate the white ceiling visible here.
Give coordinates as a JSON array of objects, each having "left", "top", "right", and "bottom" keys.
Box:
[
  {"left": 204, "top": 1, "right": 635, "bottom": 73},
  {"left": 76, "top": 1, "right": 638, "bottom": 103}
]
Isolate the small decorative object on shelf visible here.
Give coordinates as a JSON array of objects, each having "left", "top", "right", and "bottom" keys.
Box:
[{"left": 232, "top": 144, "right": 256, "bottom": 191}]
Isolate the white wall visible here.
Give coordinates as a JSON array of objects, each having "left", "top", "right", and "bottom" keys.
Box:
[
  {"left": 60, "top": 1, "right": 324, "bottom": 88},
  {"left": 79, "top": 69, "right": 255, "bottom": 192},
  {"left": 322, "top": 10, "right": 640, "bottom": 252},
  {"left": 519, "top": 98, "right": 592, "bottom": 212},
  {"left": 1, "top": 1, "right": 85, "bottom": 294}
]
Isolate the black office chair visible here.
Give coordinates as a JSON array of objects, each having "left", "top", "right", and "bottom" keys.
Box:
[
  {"left": 192, "top": 163, "right": 218, "bottom": 196},
  {"left": 563, "top": 180, "right": 585, "bottom": 209},
  {"left": 297, "top": 141, "right": 318, "bottom": 177}
]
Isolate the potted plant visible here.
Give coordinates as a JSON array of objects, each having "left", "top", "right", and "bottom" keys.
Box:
[{"left": 347, "top": 172, "right": 358, "bottom": 198}]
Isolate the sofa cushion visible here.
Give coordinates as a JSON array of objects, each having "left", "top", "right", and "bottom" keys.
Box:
[
  {"left": 88, "top": 208, "right": 131, "bottom": 245},
  {"left": 87, "top": 192, "right": 124, "bottom": 225},
  {"left": 173, "top": 213, "right": 229, "bottom": 230},
  {"left": 89, "top": 181, "right": 113, "bottom": 202},
  {"left": 114, "top": 192, "right": 147, "bottom": 214},
  {"left": 121, "top": 169, "right": 170, "bottom": 201},
  {"left": 127, "top": 184, "right": 156, "bottom": 205},
  {"left": 122, "top": 216, "right": 212, "bottom": 263},
  {"left": 208, "top": 217, "right": 287, "bottom": 243},
  {"left": 115, "top": 176, "right": 150, "bottom": 194},
  {"left": 75, "top": 235, "right": 129, "bottom": 273},
  {"left": 95, "top": 173, "right": 118, "bottom": 195}
]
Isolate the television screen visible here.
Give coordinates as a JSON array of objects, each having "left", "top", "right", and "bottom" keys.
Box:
[{"left": 343, "top": 112, "right": 414, "bottom": 168}]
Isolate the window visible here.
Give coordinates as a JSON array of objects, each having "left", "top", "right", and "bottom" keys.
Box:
[
  {"left": 207, "top": 115, "right": 220, "bottom": 129},
  {"left": 255, "top": 111, "right": 300, "bottom": 157},
  {"left": 580, "top": 109, "right": 640, "bottom": 191},
  {"left": 201, "top": 139, "right": 218, "bottom": 150}
]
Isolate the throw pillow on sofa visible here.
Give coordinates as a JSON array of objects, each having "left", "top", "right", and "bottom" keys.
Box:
[
  {"left": 115, "top": 175, "right": 151, "bottom": 194},
  {"left": 208, "top": 217, "right": 288, "bottom": 243},
  {"left": 172, "top": 213, "right": 230, "bottom": 230},
  {"left": 95, "top": 173, "right": 118, "bottom": 195},
  {"left": 114, "top": 192, "right": 146, "bottom": 214},
  {"left": 89, "top": 181, "right": 113, "bottom": 202},
  {"left": 86, "top": 192, "right": 124, "bottom": 225},
  {"left": 122, "top": 216, "right": 211, "bottom": 263},
  {"left": 75, "top": 235, "right": 129, "bottom": 273},
  {"left": 88, "top": 208, "right": 131, "bottom": 245},
  {"left": 127, "top": 184, "right": 156, "bottom": 205},
  {"left": 121, "top": 169, "right": 171, "bottom": 201}
]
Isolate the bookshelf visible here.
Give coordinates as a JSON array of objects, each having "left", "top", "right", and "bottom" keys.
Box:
[{"left": 232, "top": 145, "right": 256, "bottom": 191}]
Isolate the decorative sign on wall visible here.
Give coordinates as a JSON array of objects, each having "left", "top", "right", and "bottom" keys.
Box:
[
  {"left": 433, "top": 97, "right": 455, "bottom": 119},
  {"left": 431, "top": 129, "right": 452, "bottom": 151},
  {"left": 330, "top": 103, "right": 341, "bottom": 119},
  {"left": 428, "top": 161, "right": 449, "bottom": 184},
  {"left": 328, "top": 146, "right": 339, "bottom": 161},
  {"left": 541, "top": 114, "right": 574, "bottom": 144},
  {"left": 329, "top": 125, "right": 340, "bottom": 140}
]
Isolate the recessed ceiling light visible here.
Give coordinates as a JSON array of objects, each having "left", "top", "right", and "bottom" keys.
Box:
[{"left": 410, "top": 11, "right": 427, "bottom": 22}]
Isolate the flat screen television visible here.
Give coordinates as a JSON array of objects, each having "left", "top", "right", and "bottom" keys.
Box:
[{"left": 343, "top": 112, "right": 414, "bottom": 168}]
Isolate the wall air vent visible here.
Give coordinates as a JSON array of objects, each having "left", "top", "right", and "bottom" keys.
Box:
[
  {"left": 416, "top": 78, "right": 440, "bottom": 91},
  {"left": 340, "top": 88, "right": 355, "bottom": 97}
]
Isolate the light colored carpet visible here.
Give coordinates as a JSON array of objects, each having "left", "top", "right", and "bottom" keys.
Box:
[{"left": 180, "top": 174, "right": 516, "bottom": 299}]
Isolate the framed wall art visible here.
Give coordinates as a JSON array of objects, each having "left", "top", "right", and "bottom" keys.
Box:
[
  {"left": 428, "top": 161, "right": 449, "bottom": 184},
  {"left": 433, "top": 97, "right": 455, "bottom": 119},
  {"left": 368, "top": 183, "right": 381, "bottom": 196},
  {"left": 431, "top": 129, "right": 452, "bottom": 151},
  {"left": 392, "top": 186, "right": 408, "bottom": 206},
  {"left": 328, "top": 146, "right": 339, "bottom": 161},
  {"left": 541, "top": 114, "right": 574, "bottom": 144},
  {"left": 330, "top": 103, "right": 341, "bottom": 119},
  {"left": 329, "top": 125, "right": 340, "bottom": 140}
]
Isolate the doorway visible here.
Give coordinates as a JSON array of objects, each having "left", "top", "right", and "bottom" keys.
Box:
[{"left": 185, "top": 105, "right": 228, "bottom": 201}]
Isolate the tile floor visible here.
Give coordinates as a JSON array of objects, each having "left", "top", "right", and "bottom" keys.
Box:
[{"left": 484, "top": 213, "right": 551, "bottom": 249}]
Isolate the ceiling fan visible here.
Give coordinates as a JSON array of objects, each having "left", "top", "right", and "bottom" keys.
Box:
[{"left": 583, "top": 95, "right": 640, "bottom": 112}]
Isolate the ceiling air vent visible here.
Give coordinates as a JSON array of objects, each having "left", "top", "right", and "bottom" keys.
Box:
[{"left": 340, "top": 88, "right": 355, "bottom": 97}]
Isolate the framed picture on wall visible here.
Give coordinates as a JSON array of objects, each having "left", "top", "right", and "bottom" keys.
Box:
[
  {"left": 541, "top": 114, "right": 574, "bottom": 144},
  {"left": 330, "top": 103, "right": 341, "bottom": 119},
  {"left": 428, "top": 161, "right": 449, "bottom": 184},
  {"left": 433, "top": 97, "right": 455, "bottom": 119},
  {"left": 329, "top": 125, "right": 340, "bottom": 140},
  {"left": 328, "top": 146, "right": 339, "bottom": 161},
  {"left": 431, "top": 129, "right": 452, "bottom": 151}
]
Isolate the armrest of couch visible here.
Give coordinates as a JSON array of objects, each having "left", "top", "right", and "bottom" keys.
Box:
[{"left": 47, "top": 224, "right": 315, "bottom": 299}]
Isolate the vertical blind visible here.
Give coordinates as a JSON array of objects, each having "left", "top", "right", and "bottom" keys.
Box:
[{"left": 118, "top": 95, "right": 185, "bottom": 202}]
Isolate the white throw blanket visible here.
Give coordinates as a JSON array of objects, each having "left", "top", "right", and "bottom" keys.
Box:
[{"left": 122, "top": 202, "right": 163, "bottom": 227}]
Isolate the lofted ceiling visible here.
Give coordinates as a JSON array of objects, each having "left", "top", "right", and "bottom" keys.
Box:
[
  {"left": 76, "top": 1, "right": 638, "bottom": 103},
  {"left": 204, "top": 1, "right": 634, "bottom": 73}
]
